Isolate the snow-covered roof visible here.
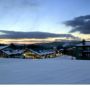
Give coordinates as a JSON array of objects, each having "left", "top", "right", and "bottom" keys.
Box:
[
  {"left": 2, "top": 48, "right": 55, "bottom": 56},
  {"left": 3, "top": 50, "right": 24, "bottom": 55},
  {"left": 63, "top": 42, "right": 74, "bottom": 47},
  {"left": 63, "top": 43, "right": 70, "bottom": 47},
  {"left": 29, "top": 49, "right": 55, "bottom": 55},
  {"left": 59, "top": 49, "right": 64, "bottom": 50},
  {"left": 37, "top": 51, "right": 55, "bottom": 55},
  {"left": 83, "top": 51, "right": 90, "bottom": 52},
  {"left": 0, "top": 46, "right": 9, "bottom": 50},
  {"left": 76, "top": 42, "right": 90, "bottom": 46}
]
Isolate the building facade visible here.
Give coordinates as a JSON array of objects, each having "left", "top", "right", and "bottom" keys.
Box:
[{"left": 75, "top": 41, "right": 90, "bottom": 60}]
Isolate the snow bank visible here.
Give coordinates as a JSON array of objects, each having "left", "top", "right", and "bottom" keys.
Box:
[{"left": 0, "top": 56, "right": 90, "bottom": 84}]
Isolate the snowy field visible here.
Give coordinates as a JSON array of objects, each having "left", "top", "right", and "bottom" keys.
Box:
[{"left": 0, "top": 56, "right": 90, "bottom": 84}]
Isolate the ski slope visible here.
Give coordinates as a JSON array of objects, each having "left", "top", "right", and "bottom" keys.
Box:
[{"left": 0, "top": 56, "right": 90, "bottom": 84}]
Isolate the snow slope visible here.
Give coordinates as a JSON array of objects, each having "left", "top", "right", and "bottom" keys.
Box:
[{"left": 0, "top": 56, "right": 90, "bottom": 84}]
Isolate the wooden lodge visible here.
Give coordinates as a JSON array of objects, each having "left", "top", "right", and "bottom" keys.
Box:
[
  {"left": 75, "top": 41, "right": 90, "bottom": 60},
  {"left": 23, "top": 49, "right": 42, "bottom": 59},
  {"left": 0, "top": 46, "right": 57, "bottom": 59},
  {"left": 23, "top": 49, "right": 56, "bottom": 59}
]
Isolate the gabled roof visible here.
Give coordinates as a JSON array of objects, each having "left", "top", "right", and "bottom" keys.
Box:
[
  {"left": 2, "top": 50, "right": 24, "bottom": 55},
  {"left": 0, "top": 46, "right": 55, "bottom": 56},
  {"left": 0, "top": 46, "right": 9, "bottom": 50},
  {"left": 37, "top": 51, "right": 55, "bottom": 55},
  {"left": 24, "top": 49, "right": 55, "bottom": 55},
  {"left": 32, "top": 50, "right": 54, "bottom": 55},
  {"left": 76, "top": 42, "right": 90, "bottom": 46}
]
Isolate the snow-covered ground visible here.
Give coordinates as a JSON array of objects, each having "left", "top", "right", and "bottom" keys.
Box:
[{"left": 0, "top": 56, "right": 90, "bottom": 84}]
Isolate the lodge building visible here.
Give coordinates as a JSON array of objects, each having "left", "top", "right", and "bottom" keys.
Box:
[
  {"left": 75, "top": 41, "right": 90, "bottom": 60},
  {"left": 0, "top": 46, "right": 59, "bottom": 59}
]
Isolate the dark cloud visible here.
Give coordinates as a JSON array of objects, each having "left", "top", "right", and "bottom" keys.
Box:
[
  {"left": 0, "top": 30, "right": 77, "bottom": 39},
  {"left": 64, "top": 15, "right": 90, "bottom": 34}
]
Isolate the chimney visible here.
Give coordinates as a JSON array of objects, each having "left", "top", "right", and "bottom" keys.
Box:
[{"left": 82, "top": 39, "right": 86, "bottom": 46}]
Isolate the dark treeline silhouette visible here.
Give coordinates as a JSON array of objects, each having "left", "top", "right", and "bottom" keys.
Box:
[{"left": 6, "top": 43, "right": 52, "bottom": 51}]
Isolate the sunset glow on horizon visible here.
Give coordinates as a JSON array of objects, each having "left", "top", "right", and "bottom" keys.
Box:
[
  {"left": 0, "top": 32, "right": 90, "bottom": 44},
  {"left": 0, "top": 37, "right": 70, "bottom": 44},
  {"left": 0, "top": 0, "right": 89, "bottom": 43},
  {"left": 0, "top": 38, "right": 57, "bottom": 44}
]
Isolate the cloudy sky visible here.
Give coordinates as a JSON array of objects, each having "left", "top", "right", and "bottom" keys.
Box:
[{"left": 0, "top": 0, "right": 90, "bottom": 44}]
